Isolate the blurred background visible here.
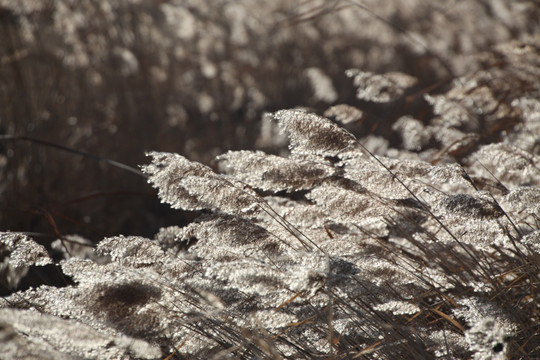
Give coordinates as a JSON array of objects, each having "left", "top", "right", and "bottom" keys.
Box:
[{"left": 1, "top": 0, "right": 538, "bottom": 243}]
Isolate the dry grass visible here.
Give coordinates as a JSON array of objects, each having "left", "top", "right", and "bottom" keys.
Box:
[{"left": 1, "top": 1, "right": 540, "bottom": 359}]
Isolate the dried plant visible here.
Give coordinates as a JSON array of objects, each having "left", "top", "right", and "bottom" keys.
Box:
[
  {"left": 1, "top": 1, "right": 540, "bottom": 359},
  {"left": 2, "top": 0, "right": 539, "bottom": 239},
  {"left": 3, "top": 59, "right": 540, "bottom": 356}
]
